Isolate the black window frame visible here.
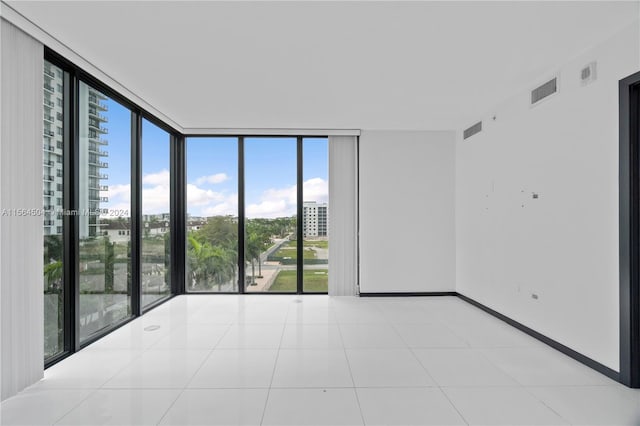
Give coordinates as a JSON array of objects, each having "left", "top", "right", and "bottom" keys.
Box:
[
  {"left": 44, "top": 48, "right": 181, "bottom": 368},
  {"left": 43, "top": 48, "right": 329, "bottom": 370},
  {"left": 184, "top": 135, "right": 329, "bottom": 295}
]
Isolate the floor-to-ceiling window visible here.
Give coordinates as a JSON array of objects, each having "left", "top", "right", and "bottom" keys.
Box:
[
  {"left": 244, "top": 137, "right": 298, "bottom": 293},
  {"left": 186, "top": 137, "right": 239, "bottom": 292},
  {"left": 184, "top": 136, "right": 329, "bottom": 294},
  {"left": 43, "top": 50, "right": 330, "bottom": 368},
  {"left": 43, "top": 50, "right": 181, "bottom": 365},
  {"left": 43, "top": 60, "right": 65, "bottom": 360},
  {"left": 78, "top": 81, "right": 132, "bottom": 343},
  {"left": 141, "top": 118, "right": 172, "bottom": 307},
  {"left": 302, "top": 138, "right": 329, "bottom": 293}
]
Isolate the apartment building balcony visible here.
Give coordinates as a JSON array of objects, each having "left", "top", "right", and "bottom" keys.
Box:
[
  {"left": 100, "top": 197, "right": 109, "bottom": 202},
  {"left": 43, "top": 99, "right": 54, "bottom": 108},
  {"left": 44, "top": 160, "right": 55, "bottom": 167},
  {"left": 88, "top": 95, "right": 108, "bottom": 111},
  {"left": 43, "top": 83, "right": 54, "bottom": 93},
  {"left": 44, "top": 129, "right": 54, "bottom": 137},
  {"left": 43, "top": 68, "right": 55, "bottom": 78},
  {"left": 44, "top": 114, "right": 54, "bottom": 123},
  {"left": 44, "top": 175, "right": 54, "bottom": 182},
  {"left": 99, "top": 185, "right": 109, "bottom": 191},
  {"left": 43, "top": 190, "right": 54, "bottom": 197},
  {"left": 43, "top": 220, "right": 54, "bottom": 226},
  {"left": 44, "top": 144, "right": 54, "bottom": 152}
]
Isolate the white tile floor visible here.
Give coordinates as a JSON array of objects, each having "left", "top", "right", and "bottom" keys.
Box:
[{"left": 2, "top": 295, "right": 640, "bottom": 425}]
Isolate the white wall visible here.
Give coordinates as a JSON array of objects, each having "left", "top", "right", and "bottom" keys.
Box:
[
  {"left": 456, "top": 22, "right": 640, "bottom": 371},
  {"left": 360, "top": 130, "right": 456, "bottom": 293},
  {"left": 0, "top": 19, "right": 45, "bottom": 400}
]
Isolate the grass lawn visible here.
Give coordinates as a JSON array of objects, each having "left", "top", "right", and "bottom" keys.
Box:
[
  {"left": 285, "top": 240, "right": 329, "bottom": 249},
  {"left": 272, "top": 247, "right": 316, "bottom": 260},
  {"left": 303, "top": 240, "right": 329, "bottom": 249},
  {"left": 269, "top": 269, "right": 328, "bottom": 292}
]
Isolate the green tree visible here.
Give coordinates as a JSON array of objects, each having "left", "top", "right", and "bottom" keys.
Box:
[
  {"left": 187, "top": 235, "right": 236, "bottom": 291},
  {"left": 104, "top": 236, "right": 115, "bottom": 293},
  {"left": 197, "top": 216, "right": 237, "bottom": 249},
  {"left": 44, "top": 260, "right": 63, "bottom": 290}
]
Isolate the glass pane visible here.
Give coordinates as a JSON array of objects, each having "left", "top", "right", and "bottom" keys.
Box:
[
  {"left": 186, "top": 137, "right": 239, "bottom": 292},
  {"left": 43, "top": 60, "right": 64, "bottom": 359},
  {"left": 141, "top": 119, "right": 171, "bottom": 307},
  {"left": 303, "top": 138, "right": 329, "bottom": 293},
  {"left": 78, "top": 82, "right": 132, "bottom": 343},
  {"left": 245, "top": 137, "right": 297, "bottom": 293}
]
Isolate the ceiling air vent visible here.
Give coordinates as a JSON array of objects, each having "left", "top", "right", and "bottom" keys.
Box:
[
  {"left": 580, "top": 62, "right": 597, "bottom": 86},
  {"left": 463, "top": 121, "right": 482, "bottom": 140},
  {"left": 531, "top": 77, "right": 557, "bottom": 105}
]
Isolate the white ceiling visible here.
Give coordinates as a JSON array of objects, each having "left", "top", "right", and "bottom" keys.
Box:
[{"left": 5, "top": 1, "right": 640, "bottom": 131}]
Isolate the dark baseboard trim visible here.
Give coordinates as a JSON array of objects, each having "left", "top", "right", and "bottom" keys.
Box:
[
  {"left": 359, "top": 292, "right": 457, "bottom": 297},
  {"left": 456, "top": 293, "right": 620, "bottom": 382}
]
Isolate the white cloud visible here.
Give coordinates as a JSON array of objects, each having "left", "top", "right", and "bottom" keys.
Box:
[
  {"left": 303, "top": 177, "right": 328, "bottom": 204},
  {"left": 99, "top": 171, "right": 328, "bottom": 219},
  {"left": 142, "top": 184, "right": 171, "bottom": 214},
  {"left": 246, "top": 199, "right": 291, "bottom": 218},
  {"left": 186, "top": 184, "right": 225, "bottom": 206},
  {"left": 195, "top": 173, "right": 229, "bottom": 185},
  {"left": 142, "top": 169, "right": 170, "bottom": 186},
  {"left": 201, "top": 194, "right": 238, "bottom": 217},
  {"left": 105, "top": 183, "right": 131, "bottom": 202},
  {"left": 245, "top": 177, "right": 328, "bottom": 219}
]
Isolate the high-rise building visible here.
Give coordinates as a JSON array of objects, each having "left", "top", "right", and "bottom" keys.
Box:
[
  {"left": 43, "top": 61, "right": 64, "bottom": 236},
  {"left": 43, "top": 61, "right": 109, "bottom": 239},
  {"left": 78, "top": 83, "right": 109, "bottom": 238},
  {"left": 302, "top": 201, "right": 328, "bottom": 238}
]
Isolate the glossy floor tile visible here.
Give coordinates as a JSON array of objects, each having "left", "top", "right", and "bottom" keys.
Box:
[
  {"left": 188, "top": 349, "right": 278, "bottom": 388},
  {"left": 262, "top": 388, "right": 363, "bottom": 426},
  {"left": 442, "top": 387, "right": 568, "bottom": 425},
  {"left": 412, "top": 348, "right": 519, "bottom": 387},
  {"left": 55, "top": 389, "right": 181, "bottom": 425},
  {"left": 2, "top": 295, "right": 639, "bottom": 426},
  {"left": 158, "top": 389, "right": 268, "bottom": 426},
  {"left": 346, "top": 348, "right": 436, "bottom": 387},
  {"left": 357, "top": 387, "right": 466, "bottom": 425},
  {"left": 271, "top": 349, "right": 353, "bottom": 388}
]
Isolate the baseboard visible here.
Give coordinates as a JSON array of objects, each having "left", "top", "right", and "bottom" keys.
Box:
[
  {"left": 456, "top": 293, "right": 620, "bottom": 382},
  {"left": 359, "top": 292, "right": 457, "bottom": 297}
]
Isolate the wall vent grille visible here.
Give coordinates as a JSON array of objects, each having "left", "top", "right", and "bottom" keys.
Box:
[
  {"left": 463, "top": 121, "right": 482, "bottom": 139},
  {"left": 531, "top": 77, "right": 557, "bottom": 105}
]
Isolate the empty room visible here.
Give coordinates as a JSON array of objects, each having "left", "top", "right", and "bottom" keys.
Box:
[{"left": 1, "top": 1, "right": 640, "bottom": 425}]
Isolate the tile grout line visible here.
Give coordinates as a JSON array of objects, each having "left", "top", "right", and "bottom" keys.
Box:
[
  {"left": 50, "top": 324, "right": 164, "bottom": 425},
  {"left": 258, "top": 307, "right": 290, "bottom": 426},
  {"left": 335, "top": 318, "right": 367, "bottom": 426},
  {"left": 438, "top": 387, "right": 471, "bottom": 426},
  {"left": 155, "top": 312, "right": 234, "bottom": 425}
]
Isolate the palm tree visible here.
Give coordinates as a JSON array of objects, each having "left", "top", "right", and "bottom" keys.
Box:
[
  {"left": 44, "top": 260, "right": 63, "bottom": 291},
  {"left": 188, "top": 235, "right": 236, "bottom": 291}
]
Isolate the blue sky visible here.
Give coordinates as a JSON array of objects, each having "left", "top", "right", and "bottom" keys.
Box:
[{"left": 102, "top": 97, "right": 328, "bottom": 218}]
